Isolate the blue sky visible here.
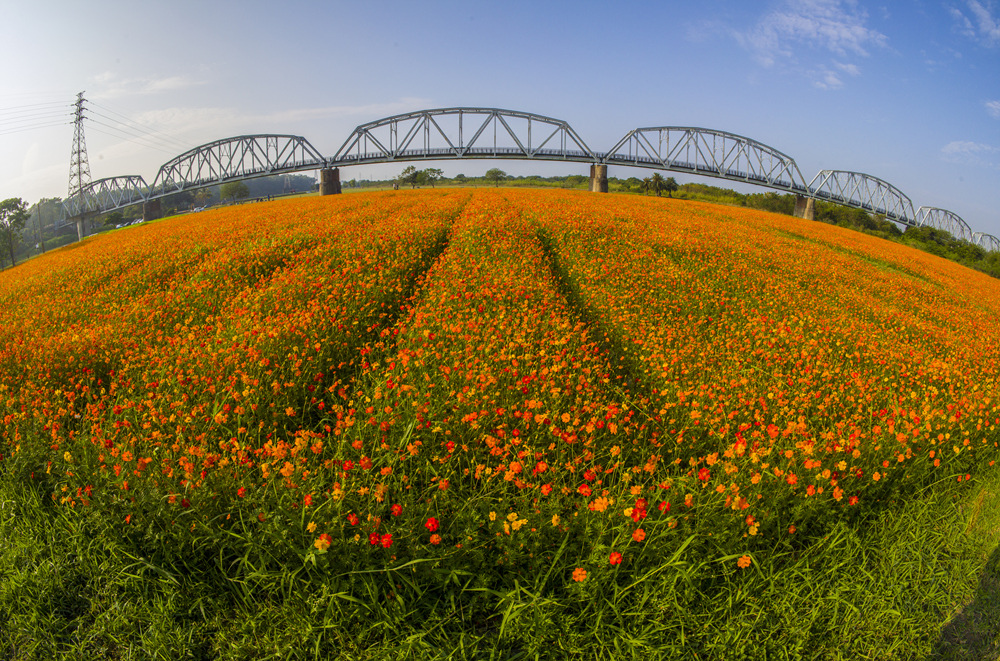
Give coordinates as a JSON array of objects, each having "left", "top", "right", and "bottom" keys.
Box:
[{"left": 2, "top": 0, "right": 998, "bottom": 235}]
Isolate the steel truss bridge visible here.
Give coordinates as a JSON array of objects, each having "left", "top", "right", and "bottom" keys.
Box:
[{"left": 64, "top": 106, "right": 998, "bottom": 249}]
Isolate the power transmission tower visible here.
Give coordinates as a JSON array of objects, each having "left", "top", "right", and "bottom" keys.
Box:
[
  {"left": 67, "top": 91, "right": 92, "bottom": 240},
  {"left": 68, "top": 91, "right": 91, "bottom": 198}
]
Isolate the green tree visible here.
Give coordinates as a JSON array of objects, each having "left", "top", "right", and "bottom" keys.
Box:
[
  {"left": 398, "top": 166, "right": 420, "bottom": 189},
  {"left": 422, "top": 168, "right": 444, "bottom": 188},
  {"left": 103, "top": 211, "right": 124, "bottom": 227},
  {"left": 220, "top": 181, "right": 249, "bottom": 203},
  {"left": 622, "top": 177, "right": 642, "bottom": 192},
  {"left": 193, "top": 189, "right": 213, "bottom": 207},
  {"left": 650, "top": 172, "right": 666, "bottom": 197},
  {"left": 453, "top": 174, "right": 468, "bottom": 185},
  {"left": 484, "top": 168, "right": 507, "bottom": 187},
  {"left": 663, "top": 176, "right": 679, "bottom": 198},
  {"left": 0, "top": 198, "right": 29, "bottom": 268}
]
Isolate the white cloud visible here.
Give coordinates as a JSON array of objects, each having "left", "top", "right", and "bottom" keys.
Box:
[
  {"left": 88, "top": 72, "right": 207, "bottom": 101},
  {"left": 941, "top": 140, "right": 1000, "bottom": 168},
  {"left": 987, "top": 100, "right": 1000, "bottom": 117},
  {"left": 735, "top": 0, "right": 887, "bottom": 67},
  {"left": 950, "top": 1, "right": 1000, "bottom": 46},
  {"left": 942, "top": 140, "right": 998, "bottom": 153}
]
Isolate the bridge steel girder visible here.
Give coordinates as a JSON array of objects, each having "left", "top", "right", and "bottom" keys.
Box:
[
  {"left": 972, "top": 232, "right": 1000, "bottom": 253},
  {"left": 601, "top": 127, "right": 810, "bottom": 193},
  {"left": 330, "top": 107, "right": 598, "bottom": 166},
  {"left": 151, "top": 135, "right": 326, "bottom": 196},
  {"left": 63, "top": 174, "right": 150, "bottom": 216},
  {"left": 808, "top": 170, "right": 916, "bottom": 225},
  {"left": 915, "top": 206, "right": 974, "bottom": 242}
]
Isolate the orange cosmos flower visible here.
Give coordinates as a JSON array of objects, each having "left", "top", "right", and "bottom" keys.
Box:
[
  {"left": 632, "top": 528, "right": 646, "bottom": 543},
  {"left": 572, "top": 567, "right": 587, "bottom": 582},
  {"left": 314, "top": 534, "right": 332, "bottom": 552},
  {"left": 737, "top": 555, "right": 752, "bottom": 569}
]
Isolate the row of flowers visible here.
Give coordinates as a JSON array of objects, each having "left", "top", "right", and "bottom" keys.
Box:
[{"left": 0, "top": 188, "right": 997, "bottom": 585}]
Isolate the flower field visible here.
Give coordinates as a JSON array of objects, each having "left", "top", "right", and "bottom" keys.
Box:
[{"left": 1, "top": 188, "right": 999, "bottom": 658}]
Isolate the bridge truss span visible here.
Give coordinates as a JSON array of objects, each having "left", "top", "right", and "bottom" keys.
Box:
[
  {"left": 64, "top": 175, "right": 150, "bottom": 216},
  {"left": 151, "top": 134, "right": 326, "bottom": 195},
  {"left": 331, "top": 107, "right": 597, "bottom": 166},
  {"left": 602, "top": 127, "right": 810, "bottom": 193},
  {"left": 915, "top": 207, "right": 974, "bottom": 242},
  {"left": 808, "top": 170, "right": 916, "bottom": 225},
  {"left": 973, "top": 232, "right": 1000, "bottom": 253}
]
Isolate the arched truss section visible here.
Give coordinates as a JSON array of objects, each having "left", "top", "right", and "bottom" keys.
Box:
[
  {"left": 331, "top": 108, "right": 597, "bottom": 166},
  {"left": 972, "top": 232, "right": 1000, "bottom": 253},
  {"left": 915, "top": 207, "right": 974, "bottom": 242},
  {"left": 63, "top": 175, "right": 150, "bottom": 216},
  {"left": 602, "top": 127, "right": 809, "bottom": 193},
  {"left": 152, "top": 135, "right": 325, "bottom": 195},
  {"left": 808, "top": 170, "right": 915, "bottom": 225}
]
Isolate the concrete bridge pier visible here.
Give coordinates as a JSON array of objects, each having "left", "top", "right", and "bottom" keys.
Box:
[
  {"left": 143, "top": 199, "right": 162, "bottom": 222},
  {"left": 794, "top": 195, "right": 815, "bottom": 221},
  {"left": 320, "top": 167, "right": 342, "bottom": 195},
  {"left": 590, "top": 164, "right": 608, "bottom": 193},
  {"left": 74, "top": 217, "right": 84, "bottom": 241}
]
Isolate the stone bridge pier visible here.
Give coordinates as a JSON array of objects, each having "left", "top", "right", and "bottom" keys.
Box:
[
  {"left": 794, "top": 195, "right": 815, "bottom": 220},
  {"left": 143, "top": 199, "right": 162, "bottom": 222},
  {"left": 320, "top": 168, "right": 342, "bottom": 195},
  {"left": 590, "top": 164, "right": 608, "bottom": 193}
]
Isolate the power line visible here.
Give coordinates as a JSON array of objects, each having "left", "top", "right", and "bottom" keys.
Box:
[
  {"left": 0, "top": 120, "right": 72, "bottom": 137},
  {"left": 0, "top": 101, "right": 70, "bottom": 115},
  {"left": 88, "top": 101, "right": 195, "bottom": 151},
  {"left": 87, "top": 113, "right": 190, "bottom": 153},
  {"left": 86, "top": 122, "right": 180, "bottom": 155},
  {"left": 0, "top": 110, "right": 72, "bottom": 126}
]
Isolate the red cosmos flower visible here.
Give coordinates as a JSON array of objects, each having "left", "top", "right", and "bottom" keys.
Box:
[
  {"left": 380, "top": 533, "right": 393, "bottom": 548},
  {"left": 848, "top": 496, "right": 859, "bottom": 506},
  {"left": 609, "top": 552, "right": 623, "bottom": 565},
  {"left": 369, "top": 532, "right": 380, "bottom": 545},
  {"left": 237, "top": 487, "right": 246, "bottom": 498},
  {"left": 342, "top": 460, "right": 354, "bottom": 471},
  {"left": 578, "top": 484, "right": 592, "bottom": 497},
  {"left": 391, "top": 503, "right": 403, "bottom": 517},
  {"left": 632, "top": 528, "right": 646, "bottom": 543},
  {"left": 425, "top": 517, "right": 439, "bottom": 532},
  {"left": 347, "top": 513, "right": 359, "bottom": 526},
  {"left": 658, "top": 501, "right": 670, "bottom": 513},
  {"left": 429, "top": 534, "right": 442, "bottom": 545},
  {"left": 181, "top": 498, "right": 190, "bottom": 508},
  {"left": 698, "top": 468, "right": 711, "bottom": 481},
  {"left": 303, "top": 494, "right": 313, "bottom": 507},
  {"left": 541, "top": 484, "right": 553, "bottom": 496}
]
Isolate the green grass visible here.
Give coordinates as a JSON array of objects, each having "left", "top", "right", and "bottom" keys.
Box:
[{"left": 2, "top": 460, "right": 997, "bottom": 659}]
